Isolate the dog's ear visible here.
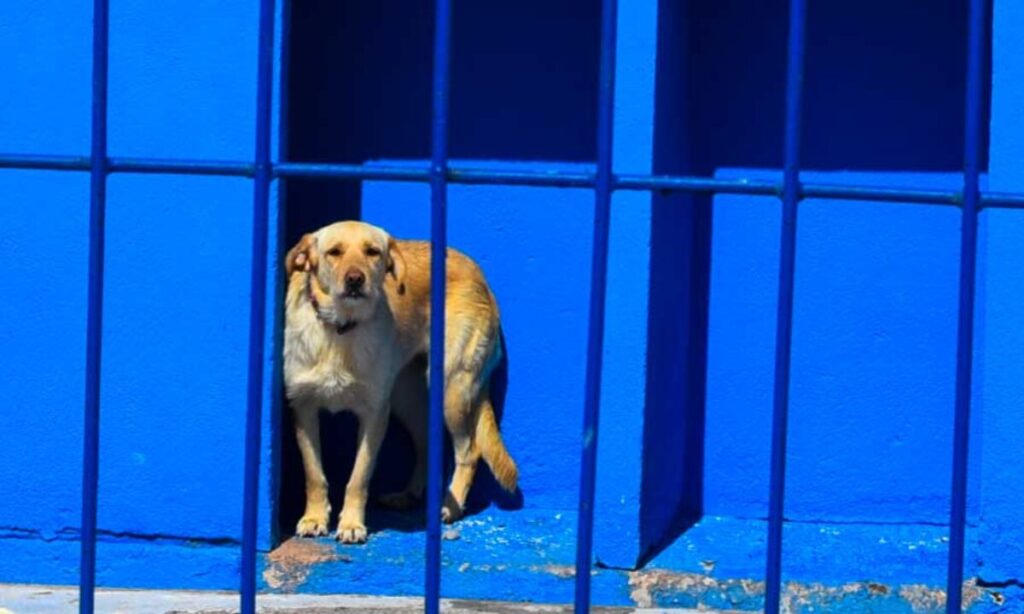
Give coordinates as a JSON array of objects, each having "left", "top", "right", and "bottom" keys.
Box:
[
  {"left": 386, "top": 236, "right": 407, "bottom": 295},
  {"left": 285, "top": 233, "right": 318, "bottom": 276}
]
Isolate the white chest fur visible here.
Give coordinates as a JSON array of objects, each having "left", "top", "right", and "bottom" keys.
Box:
[{"left": 283, "top": 289, "right": 395, "bottom": 415}]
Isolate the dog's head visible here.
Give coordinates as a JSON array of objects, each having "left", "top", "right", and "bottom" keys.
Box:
[{"left": 286, "top": 220, "right": 404, "bottom": 325}]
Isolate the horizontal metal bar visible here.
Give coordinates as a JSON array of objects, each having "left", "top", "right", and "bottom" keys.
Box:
[
  {"left": 4, "top": 152, "right": 1024, "bottom": 209},
  {"left": 0, "top": 154, "right": 252, "bottom": 176},
  {"left": 0, "top": 154, "right": 90, "bottom": 171},
  {"left": 804, "top": 183, "right": 961, "bottom": 206},
  {"left": 450, "top": 167, "right": 593, "bottom": 188},
  {"left": 271, "top": 164, "right": 973, "bottom": 206},
  {"left": 618, "top": 173, "right": 780, "bottom": 195},
  {"left": 274, "top": 162, "right": 429, "bottom": 181},
  {"left": 110, "top": 158, "right": 253, "bottom": 177},
  {"left": 982, "top": 191, "right": 1024, "bottom": 209}
]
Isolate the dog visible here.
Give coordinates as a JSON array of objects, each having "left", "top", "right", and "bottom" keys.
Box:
[{"left": 282, "top": 220, "right": 518, "bottom": 543}]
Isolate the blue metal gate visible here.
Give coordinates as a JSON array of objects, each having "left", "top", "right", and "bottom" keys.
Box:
[{"left": 0, "top": 0, "right": 1016, "bottom": 612}]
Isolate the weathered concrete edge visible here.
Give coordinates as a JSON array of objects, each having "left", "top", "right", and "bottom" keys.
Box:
[{"left": 0, "top": 583, "right": 711, "bottom": 614}]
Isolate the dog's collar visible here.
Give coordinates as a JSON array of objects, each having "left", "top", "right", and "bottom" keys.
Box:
[{"left": 306, "top": 275, "right": 358, "bottom": 336}]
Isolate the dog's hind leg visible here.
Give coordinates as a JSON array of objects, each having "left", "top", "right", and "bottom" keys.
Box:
[
  {"left": 378, "top": 362, "right": 427, "bottom": 510},
  {"left": 441, "top": 371, "right": 482, "bottom": 524},
  {"left": 293, "top": 404, "right": 331, "bottom": 537}
]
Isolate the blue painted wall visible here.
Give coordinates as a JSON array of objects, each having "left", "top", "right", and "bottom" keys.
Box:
[
  {"left": 0, "top": 0, "right": 282, "bottom": 586},
  {"left": 975, "top": 0, "right": 1024, "bottom": 585},
  {"left": 2, "top": 0, "right": 1023, "bottom": 608}
]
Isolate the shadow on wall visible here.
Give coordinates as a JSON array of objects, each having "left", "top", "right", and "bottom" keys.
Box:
[
  {"left": 282, "top": 0, "right": 600, "bottom": 244},
  {"left": 686, "top": 0, "right": 989, "bottom": 171}
]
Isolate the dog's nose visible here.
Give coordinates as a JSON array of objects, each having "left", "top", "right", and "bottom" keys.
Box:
[{"left": 345, "top": 269, "right": 365, "bottom": 289}]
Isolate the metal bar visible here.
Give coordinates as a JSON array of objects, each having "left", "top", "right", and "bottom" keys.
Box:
[
  {"left": 425, "top": 0, "right": 452, "bottom": 612},
  {"left": 110, "top": 157, "right": 253, "bottom": 177},
  {"left": 2, "top": 151, "right": 1023, "bottom": 209},
  {"left": 275, "top": 161, "right": 429, "bottom": 182},
  {"left": 450, "top": 167, "right": 594, "bottom": 188},
  {"left": 803, "top": 183, "right": 960, "bottom": 206},
  {"left": 947, "top": 0, "right": 986, "bottom": 610},
  {"left": 982, "top": 192, "right": 1024, "bottom": 209},
  {"left": 0, "top": 155, "right": 252, "bottom": 176},
  {"left": 239, "top": 0, "right": 275, "bottom": 612},
  {"left": 264, "top": 0, "right": 294, "bottom": 549},
  {"left": 0, "top": 154, "right": 91, "bottom": 171},
  {"left": 616, "top": 173, "right": 779, "bottom": 196},
  {"left": 79, "top": 0, "right": 109, "bottom": 611},
  {"left": 574, "top": 0, "right": 617, "bottom": 611},
  {"left": 765, "top": 0, "right": 807, "bottom": 611}
]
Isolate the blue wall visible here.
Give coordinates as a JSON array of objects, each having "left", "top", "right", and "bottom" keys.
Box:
[
  {"left": 2, "top": 0, "right": 1023, "bottom": 609},
  {"left": 976, "top": 0, "right": 1024, "bottom": 584},
  {"left": 705, "top": 169, "right": 964, "bottom": 523},
  {"left": 0, "top": 0, "right": 280, "bottom": 587}
]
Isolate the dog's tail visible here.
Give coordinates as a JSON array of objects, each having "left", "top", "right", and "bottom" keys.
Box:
[{"left": 475, "top": 393, "right": 519, "bottom": 493}]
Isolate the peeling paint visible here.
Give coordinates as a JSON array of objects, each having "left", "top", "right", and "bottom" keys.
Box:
[
  {"left": 530, "top": 564, "right": 597, "bottom": 579},
  {"left": 263, "top": 539, "right": 350, "bottom": 592},
  {"left": 897, "top": 583, "right": 982, "bottom": 612},
  {"left": 544, "top": 565, "right": 576, "bottom": 579},
  {"left": 628, "top": 569, "right": 991, "bottom": 612},
  {"left": 628, "top": 569, "right": 761, "bottom": 610}
]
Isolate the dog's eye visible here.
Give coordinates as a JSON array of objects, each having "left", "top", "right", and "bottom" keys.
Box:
[
  {"left": 326, "top": 247, "right": 342, "bottom": 257},
  {"left": 365, "top": 246, "right": 381, "bottom": 257}
]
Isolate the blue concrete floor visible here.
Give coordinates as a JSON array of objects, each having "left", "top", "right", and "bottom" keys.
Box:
[
  {"left": 267, "top": 508, "right": 1018, "bottom": 612},
  {"left": 2, "top": 508, "right": 1019, "bottom": 611}
]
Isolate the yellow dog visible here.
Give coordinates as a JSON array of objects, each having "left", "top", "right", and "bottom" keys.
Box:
[{"left": 283, "top": 221, "right": 518, "bottom": 543}]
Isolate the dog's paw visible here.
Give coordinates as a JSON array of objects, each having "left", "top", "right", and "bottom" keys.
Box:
[
  {"left": 441, "top": 502, "right": 463, "bottom": 524},
  {"left": 295, "top": 513, "right": 329, "bottom": 537},
  {"left": 441, "top": 490, "right": 464, "bottom": 524},
  {"left": 378, "top": 490, "right": 420, "bottom": 510},
  {"left": 336, "top": 521, "right": 368, "bottom": 544}
]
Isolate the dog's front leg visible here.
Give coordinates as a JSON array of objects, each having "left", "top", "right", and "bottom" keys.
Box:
[
  {"left": 337, "top": 407, "right": 388, "bottom": 544},
  {"left": 294, "top": 405, "right": 331, "bottom": 537}
]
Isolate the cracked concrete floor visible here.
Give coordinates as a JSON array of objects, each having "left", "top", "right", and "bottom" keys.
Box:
[{"left": 0, "top": 584, "right": 715, "bottom": 614}]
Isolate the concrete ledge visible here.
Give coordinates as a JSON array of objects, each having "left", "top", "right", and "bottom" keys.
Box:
[{"left": 0, "top": 584, "right": 712, "bottom": 614}]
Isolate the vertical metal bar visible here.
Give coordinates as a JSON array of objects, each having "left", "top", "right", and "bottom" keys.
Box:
[
  {"left": 764, "top": 0, "right": 807, "bottom": 612},
  {"left": 426, "top": 0, "right": 452, "bottom": 612},
  {"left": 574, "top": 0, "right": 617, "bottom": 611},
  {"left": 79, "top": 0, "right": 109, "bottom": 611},
  {"left": 240, "top": 0, "right": 275, "bottom": 612},
  {"left": 947, "top": 0, "right": 985, "bottom": 610},
  {"left": 265, "top": 0, "right": 294, "bottom": 551}
]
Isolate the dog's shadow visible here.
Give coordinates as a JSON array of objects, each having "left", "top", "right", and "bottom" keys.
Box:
[{"left": 279, "top": 329, "right": 523, "bottom": 539}]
